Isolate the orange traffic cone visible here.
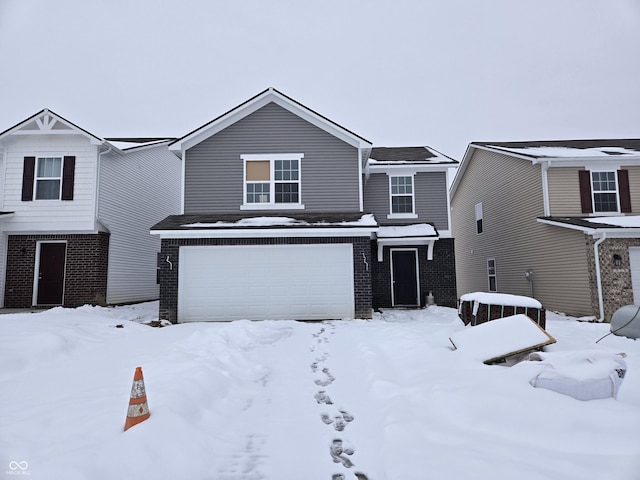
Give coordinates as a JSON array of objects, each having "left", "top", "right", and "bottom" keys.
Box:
[{"left": 124, "top": 366, "right": 150, "bottom": 431}]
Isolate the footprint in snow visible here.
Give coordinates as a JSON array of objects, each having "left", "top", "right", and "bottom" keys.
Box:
[
  {"left": 315, "top": 367, "right": 335, "bottom": 386},
  {"left": 330, "top": 439, "right": 355, "bottom": 468},
  {"left": 321, "top": 411, "right": 354, "bottom": 431},
  {"left": 314, "top": 391, "right": 333, "bottom": 405}
]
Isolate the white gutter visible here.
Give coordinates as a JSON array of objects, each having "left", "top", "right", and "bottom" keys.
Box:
[
  {"left": 593, "top": 233, "right": 607, "bottom": 321},
  {"left": 540, "top": 160, "right": 551, "bottom": 216},
  {"left": 95, "top": 144, "right": 113, "bottom": 229}
]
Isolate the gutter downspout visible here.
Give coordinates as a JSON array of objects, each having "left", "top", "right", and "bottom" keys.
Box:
[
  {"left": 593, "top": 232, "right": 607, "bottom": 321},
  {"left": 540, "top": 160, "right": 551, "bottom": 216},
  {"left": 95, "top": 144, "right": 113, "bottom": 230}
]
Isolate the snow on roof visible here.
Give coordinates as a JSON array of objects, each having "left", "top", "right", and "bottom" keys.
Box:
[
  {"left": 501, "top": 146, "right": 640, "bottom": 158},
  {"left": 368, "top": 146, "right": 457, "bottom": 164},
  {"left": 460, "top": 292, "right": 542, "bottom": 309},
  {"left": 377, "top": 224, "right": 437, "bottom": 238},
  {"left": 182, "top": 214, "right": 378, "bottom": 228},
  {"left": 582, "top": 215, "right": 640, "bottom": 228}
]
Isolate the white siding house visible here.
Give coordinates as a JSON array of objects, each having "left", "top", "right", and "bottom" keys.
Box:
[{"left": 0, "top": 109, "right": 181, "bottom": 308}]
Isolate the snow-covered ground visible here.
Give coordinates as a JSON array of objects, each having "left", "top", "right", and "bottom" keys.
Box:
[{"left": 1, "top": 302, "right": 639, "bottom": 480}]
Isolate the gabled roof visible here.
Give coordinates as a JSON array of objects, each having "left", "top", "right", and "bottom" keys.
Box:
[
  {"left": 0, "top": 108, "right": 106, "bottom": 146},
  {"left": 369, "top": 146, "right": 457, "bottom": 165},
  {"left": 105, "top": 137, "right": 177, "bottom": 151},
  {"left": 451, "top": 138, "right": 640, "bottom": 199},
  {"left": 169, "top": 88, "right": 373, "bottom": 152}
]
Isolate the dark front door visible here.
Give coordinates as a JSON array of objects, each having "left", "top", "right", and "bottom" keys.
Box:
[
  {"left": 36, "top": 243, "right": 66, "bottom": 305},
  {"left": 391, "top": 249, "right": 419, "bottom": 306}
]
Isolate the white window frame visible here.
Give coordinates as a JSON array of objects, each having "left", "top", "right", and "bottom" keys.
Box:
[
  {"left": 35, "top": 156, "right": 63, "bottom": 201},
  {"left": 591, "top": 170, "right": 620, "bottom": 214},
  {"left": 241, "top": 153, "right": 305, "bottom": 210},
  {"left": 387, "top": 174, "right": 417, "bottom": 219},
  {"left": 487, "top": 258, "right": 497, "bottom": 292}
]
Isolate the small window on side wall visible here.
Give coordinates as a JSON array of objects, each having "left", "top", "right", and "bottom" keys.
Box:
[
  {"left": 487, "top": 258, "right": 497, "bottom": 292},
  {"left": 475, "top": 202, "right": 483, "bottom": 234}
]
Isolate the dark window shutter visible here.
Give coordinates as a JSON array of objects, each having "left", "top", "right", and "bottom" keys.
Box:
[
  {"left": 578, "top": 170, "right": 593, "bottom": 214},
  {"left": 61, "top": 156, "right": 75, "bottom": 201},
  {"left": 618, "top": 169, "right": 632, "bottom": 213},
  {"left": 21, "top": 156, "right": 35, "bottom": 201}
]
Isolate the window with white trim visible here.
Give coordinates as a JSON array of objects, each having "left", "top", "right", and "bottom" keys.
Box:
[
  {"left": 242, "top": 154, "right": 303, "bottom": 209},
  {"left": 487, "top": 258, "right": 497, "bottom": 292},
  {"left": 591, "top": 171, "right": 619, "bottom": 213},
  {"left": 389, "top": 175, "right": 415, "bottom": 215},
  {"left": 35, "top": 157, "right": 63, "bottom": 200}
]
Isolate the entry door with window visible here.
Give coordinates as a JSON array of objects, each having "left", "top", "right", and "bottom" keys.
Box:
[
  {"left": 391, "top": 249, "right": 419, "bottom": 306},
  {"left": 36, "top": 242, "right": 66, "bottom": 305}
]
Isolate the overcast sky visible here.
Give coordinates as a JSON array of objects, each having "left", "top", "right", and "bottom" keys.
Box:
[{"left": 1, "top": 0, "right": 639, "bottom": 159}]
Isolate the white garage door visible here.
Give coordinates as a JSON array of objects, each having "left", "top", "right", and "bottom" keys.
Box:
[
  {"left": 629, "top": 247, "right": 640, "bottom": 304},
  {"left": 178, "top": 244, "right": 354, "bottom": 322}
]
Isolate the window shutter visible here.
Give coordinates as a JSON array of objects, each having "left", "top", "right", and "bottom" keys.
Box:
[
  {"left": 61, "top": 156, "right": 75, "bottom": 201},
  {"left": 618, "top": 169, "right": 632, "bottom": 213},
  {"left": 21, "top": 156, "right": 36, "bottom": 201},
  {"left": 578, "top": 170, "right": 593, "bottom": 214}
]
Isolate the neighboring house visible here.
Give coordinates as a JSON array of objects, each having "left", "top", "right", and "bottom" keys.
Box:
[
  {"left": 152, "top": 88, "right": 458, "bottom": 323},
  {"left": 0, "top": 109, "right": 181, "bottom": 308},
  {"left": 450, "top": 139, "right": 640, "bottom": 321}
]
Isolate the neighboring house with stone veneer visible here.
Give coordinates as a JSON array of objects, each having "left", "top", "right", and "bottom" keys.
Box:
[
  {"left": 450, "top": 139, "right": 640, "bottom": 321},
  {"left": 0, "top": 109, "right": 181, "bottom": 308},
  {"left": 152, "top": 88, "right": 458, "bottom": 323}
]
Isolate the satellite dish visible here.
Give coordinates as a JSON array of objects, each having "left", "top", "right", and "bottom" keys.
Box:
[{"left": 610, "top": 305, "right": 640, "bottom": 339}]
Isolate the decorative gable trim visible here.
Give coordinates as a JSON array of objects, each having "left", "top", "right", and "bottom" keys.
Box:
[
  {"left": 0, "top": 109, "right": 105, "bottom": 146},
  {"left": 169, "top": 88, "right": 372, "bottom": 152}
]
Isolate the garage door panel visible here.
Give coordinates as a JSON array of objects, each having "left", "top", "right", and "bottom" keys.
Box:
[{"left": 178, "top": 244, "right": 354, "bottom": 322}]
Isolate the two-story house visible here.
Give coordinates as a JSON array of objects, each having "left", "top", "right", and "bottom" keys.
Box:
[
  {"left": 0, "top": 109, "right": 181, "bottom": 308},
  {"left": 152, "top": 88, "right": 457, "bottom": 323},
  {"left": 450, "top": 139, "right": 640, "bottom": 321}
]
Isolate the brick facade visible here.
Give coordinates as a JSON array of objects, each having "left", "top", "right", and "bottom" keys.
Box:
[
  {"left": 4, "top": 233, "right": 109, "bottom": 308},
  {"left": 587, "top": 236, "right": 640, "bottom": 321},
  {"left": 370, "top": 238, "right": 457, "bottom": 309},
  {"left": 158, "top": 236, "right": 372, "bottom": 324}
]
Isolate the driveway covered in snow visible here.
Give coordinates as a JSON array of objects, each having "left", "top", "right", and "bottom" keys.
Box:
[{"left": 1, "top": 303, "right": 639, "bottom": 479}]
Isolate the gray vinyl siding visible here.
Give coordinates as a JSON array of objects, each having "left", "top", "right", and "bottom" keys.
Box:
[
  {"left": 451, "top": 148, "right": 592, "bottom": 317},
  {"left": 363, "top": 171, "right": 449, "bottom": 230},
  {"left": 98, "top": 145, "right": 181, "bottom": 304},
  {"left": 184, "top": 103, "right": 360, "bottom": 214},
  {"left": 547, "top": 167, "right": 584, "bottom": 216}
]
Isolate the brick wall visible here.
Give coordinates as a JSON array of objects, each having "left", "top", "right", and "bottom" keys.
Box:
[
  {"left": 371, "top": 238, "right": 457, "bottom": 309},
  {"left": 5, "top": 233, "right": 109, "bottom": 308},
  {"left": 587, "top": 236, "right": 640, "bottom": 321},
  {"left": 158, "top": 236, "right": 372, "bottom": 324}
]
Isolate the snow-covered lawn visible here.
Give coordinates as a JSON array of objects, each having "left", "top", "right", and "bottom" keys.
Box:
[{"left": 1, "top": 303, "right": 639, "bottom": 479}]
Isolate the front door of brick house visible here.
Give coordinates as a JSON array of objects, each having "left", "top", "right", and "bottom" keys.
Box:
[
  {"left": 391, "top": 249, "right": 419, "bottom": 306},
  {"left": 36, "top": 242, "right": 66, "bottom": 305}
]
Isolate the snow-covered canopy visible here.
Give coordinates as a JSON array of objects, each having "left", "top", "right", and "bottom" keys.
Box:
[
  {"left": 376, "top": 224, "right": 437, "bottom": 238},
  {"left": 182, "top": 214, "right": 378, "bottom": 228},
  {"left": 460, "top": 292, "right": 542, "bottom": 309}
]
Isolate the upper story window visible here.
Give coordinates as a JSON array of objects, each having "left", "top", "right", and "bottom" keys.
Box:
[
  {"left": 591, "top": 171, "right": 618, "bottom": 213},
  {"left": 21, "top": 155, "right": 75, "bottom": 202},
  {"left": 388, "top": 175, "right": 417, "bottom": 218},
  {"left": 578, "top": 169, "right": 631, "bottom": 214},
  {"left": 36, "top": 157, "right": 63, "bottom": 200},
  {"left": 242, "top": 154, "right": 304, "bottom": 210}
]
